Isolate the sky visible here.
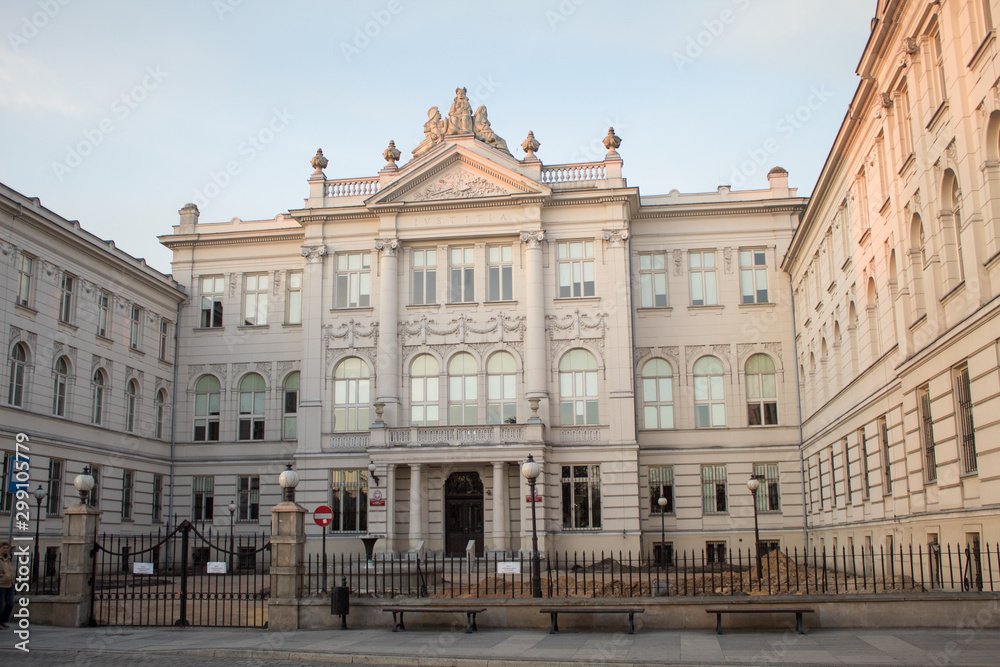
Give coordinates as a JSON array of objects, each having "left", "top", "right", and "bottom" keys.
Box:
[{"left": 0, "top": 0, "right": 876, "bottom": 275}]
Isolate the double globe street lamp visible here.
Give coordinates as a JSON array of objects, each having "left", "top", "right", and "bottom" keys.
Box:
[
  {"left": 657, "top": 495, "right": 668, "bottom": 566},
  {"left": 32, "top": 484, "right": 46, "bottom": 587}
]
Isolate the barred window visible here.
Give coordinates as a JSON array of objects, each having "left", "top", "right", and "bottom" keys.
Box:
[
  {"left": 829, "top": 448, "right": 837, "bottom": 507},
  {"left": 878, "top": 417, "right": 890, "bottom": 494},
  {"left": 860, "top": 426, "right": 871, "bottom": 499},
  {"left": 561, "top": 464, "right": 601, "bottom": 529},
  {"left": 752, "top": 463, "right": 780, "bottom": 512},
  {"left": 152, "top": 474, "right": 163, "bottom": 523},
  {"left": 701, "top": 464, "right": 727, "bottom": 514},
  {"left": 706, "top": 541, "right": 727, "bottom": 564},
  {"left": 954, "top": 364, "right": 977, "bottom": 474},
  {"left": 842, "top": 438, "right": 852, "bottom": 504},
  {"left": 330, "top": 470, "right": 368, "bottom": 532},
  {"left": 238, "top": 475, "right": 260, "bottom": 522},
  {"left": 918, "top": 384, "right": 936, "bottom": 482},
  {"left": 649, "top": 466, "right": 674, "bottom": 514},
  {"left": 47, "top": 459, "right": 62, "bottom": 515},
  {"left": 193, "top": 476, "right": 214, "bottom": 522},
  {"left": 122, "top": 470, "right": 134, "bottom": 521}
]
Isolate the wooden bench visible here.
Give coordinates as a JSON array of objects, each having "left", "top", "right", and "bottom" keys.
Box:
[
  {"left": 382, "top": 605, "right": 486, "bottom": 634},
  {"left": 540, "top": 606, "right": 645, "bottom": 635},
  {"left": 706, "top": 607, "right": 815, "bottom": 635}
]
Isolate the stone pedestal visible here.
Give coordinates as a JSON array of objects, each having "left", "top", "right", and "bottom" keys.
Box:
[
  {"left": 268, "top": 500, "right": 307, "bottom": 631},
  {"left": 50, "top": 503, "right": 101, "bottom": 627}
]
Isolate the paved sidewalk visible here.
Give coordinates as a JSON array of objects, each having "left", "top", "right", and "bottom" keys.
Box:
[{"left": 5, "top": 625, "right": 1000, "bottom": 666}]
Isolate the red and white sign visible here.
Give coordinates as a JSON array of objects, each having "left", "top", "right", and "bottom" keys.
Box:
[
  {"left": 313, "top": 504, "right": 334, "bottom": 527},
  {"left": 525, "top": 495, "right": 542, "bottom": 503},
  {"left": 369, "top": 489, "right": 385, "bottom": 506}
]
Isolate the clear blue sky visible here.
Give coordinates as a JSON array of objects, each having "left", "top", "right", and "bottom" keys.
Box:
[{"left": 0, "top": 0, "right": 875, "bottom": 274}]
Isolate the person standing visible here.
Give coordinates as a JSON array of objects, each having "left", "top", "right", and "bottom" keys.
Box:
[{"left": 0, "top": 541, "right": 14, "bottom": 629}]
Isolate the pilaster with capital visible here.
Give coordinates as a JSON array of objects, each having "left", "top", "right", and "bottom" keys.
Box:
[
  {"left": 375, "top": 237, "right": 400, "bottom": 425},
  {"left": 520, "top": 230, "right": 548, "bottom": 423},
  {"left": 409, "top": 463, "right": 425, "bottom": 550},
  {"left": 299, "top": 244, "right": 327, "bottom": 453}
]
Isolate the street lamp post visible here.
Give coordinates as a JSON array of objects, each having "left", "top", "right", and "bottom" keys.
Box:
[
  {"left": 657, "top": 495, "right": 668, "bottom": 566},
  {"left": 32, "top": 484, "right": 46, "bottom": 588},
  {"left": 520, "top": 454, "right": 542, "bottom": 598},
  {"left": 228, "top": 500, "right": 236, "bottom": 573},
  {"left": 747, "top": 475, "right": 763, "bottom": 581}
]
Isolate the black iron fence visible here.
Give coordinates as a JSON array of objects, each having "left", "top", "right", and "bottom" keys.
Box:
[
  {"left": 303, "top": 542, "right": 997, "bottom": 599},
  {"left": 28, "top": 549, "right": 60, "bottom": 596}
]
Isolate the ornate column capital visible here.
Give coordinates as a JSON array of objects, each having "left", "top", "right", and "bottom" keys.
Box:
[
  {"left": 519, "top": 230, "right": 545, "bottom": 249},
  {"left": 300, "top": 244, "right": 327, "bottom": 263},
  {"left": 601, "top": 229, "right": 629, "bottom": 248},
  {"left": 374, "top": 237, "right": 399, "bottom": 256}
]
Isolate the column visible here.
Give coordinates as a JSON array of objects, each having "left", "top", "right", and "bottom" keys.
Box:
[
  {"left": 375, "top": 238, "right": 400, "bottom": 425},
  {"left": 385, "top": 463, "right": 397, "bottom": 550},
  {"left": 492, "top": 462, "right": 508, "bottom": 552},
  {"left": 408, "top": 463, "right": 423, "bottom": 550},
  {"left": 520, "top": 231, "right": 547, "bottom": 422},
  {"left": 269, "top": 496, "right": 307, "bottom": 631},
  {"left": 51, "top": 501, "right": 101, "bottom": 627},
  {"left": 299, "top": 244, "right": 327, "bottom": 453}
]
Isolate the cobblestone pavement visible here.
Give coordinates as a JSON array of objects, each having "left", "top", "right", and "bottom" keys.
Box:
[{"left": 6, "top": 651, "right": 376, "bottom": 666}]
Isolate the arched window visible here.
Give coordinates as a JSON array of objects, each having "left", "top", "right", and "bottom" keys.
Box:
[
  {"left": 693, "top": 356, "right": 725, "bottom": 428},
  {"left": 91, "top": 369, "right": 106, "bottom": 425},
  {"left": 125, "top": 379, "right": 139, "bottom": 432},
  {"left": 867, "top": 277, "right": 880, "bottom": 360},
  {"left": 910, "top": 214, "right": 927, "bottom": 317},
  {"left": 641, "top": 358, "right": 674, "bottom": 429},
  {"left": 154, "top": 389, "right": 167, "bottom": 439},
  {"left": 559, "top": 349, "right": 598, "bottom": 425},
  {"left": 333, "top": 359, "right": 370, "bottom": 432},
  {"left": 745, "top": 354, "right": 777, "bottom": 426},
  {"left": 238, "top": 373, "right": 266, "bottom": 440},
  {"left": 8, "top": 343, "right": 27, "bottom": 407},
  {"left": 448, "top": 353, "right": 478, "bottom": 425},
  {"left": 53, "top": 356, "right": 69, "bottom": 416},
  {"left": 193, "top": 375, "right": 221, "bottom": 441},
  {"left": 487, "top": 351, "right": 516, "bottom": 424},
  {"left": 283, "top": 371, "right": 300, "bottom": 439},
  {"left": 410, "top": 354, "right": 439, "bottom": 426}
]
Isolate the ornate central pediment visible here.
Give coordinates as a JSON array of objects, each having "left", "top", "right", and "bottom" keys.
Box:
[{"left": 410, "top": 165, "right": 511, "bottom": 201}]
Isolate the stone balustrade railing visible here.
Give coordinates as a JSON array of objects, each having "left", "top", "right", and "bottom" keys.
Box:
[
  {"left": 553, "top": 426, "right": 606, "bottom": 444},
  {"left": 325, "top": 177, "right": 381, "bottom": 198},
  {"left": 540, "top": 163, "right": 607, "bottom": 186},
  {"left": 326, "top": 432, "right": 370, "bottom": 450},
  {"left": 379, "top": 423, "right": 536, "bottom": 447}
]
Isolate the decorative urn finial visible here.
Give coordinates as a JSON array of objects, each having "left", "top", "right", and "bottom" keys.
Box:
[
  {"left": 603, "top": 127, "right": 622, "bottom": 155},
  {"left": 521, "top": 131, "right": 540, "bottom": 158},
  {"left": 383, "top": 140, "right": 401, "bottom": 168},
  {"left": 311, "top": 148, "right": 329, "bottom": 176}
]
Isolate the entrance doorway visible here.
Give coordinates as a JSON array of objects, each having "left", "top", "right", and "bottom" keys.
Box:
[{"left": 445, "top": 472, "right": 484, "bottom": 557}]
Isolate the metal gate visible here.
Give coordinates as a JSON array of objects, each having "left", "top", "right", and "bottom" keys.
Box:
[{"left": 90, "top": 520, "right": 270, "bottom": 627}]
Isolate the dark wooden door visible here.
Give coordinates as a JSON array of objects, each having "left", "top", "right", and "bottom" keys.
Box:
[{"left": 444, "top": 472, "right": 484, "bottom": 556}]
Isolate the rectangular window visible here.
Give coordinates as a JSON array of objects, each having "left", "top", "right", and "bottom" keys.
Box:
[
  {"left": 450, "top": 247, "right": 475, "bottom": 303},
  {"left": 701, "top": 464, "right": 727, "bottom": 514},
  {"left": 807, "top": 458, "right": 815, "bottom": 513},
  {"left": 876, "top": 417, "right": 891, "bottom": 495},
  {"left": 0, "top": 452, "right": 12, "bottom": 513},
  {"left": 706, "top": 541, "right": 727, "bottom": 564},
  {"left": 122, "top": 470, "right": 134, "bottom": 520},
  {"left": 129, "top": 305, "right": 142, "bottom": 350},
  {"left": 638, "top": 252, "right": 668, "bottom": 308},
  {"left": 739, "top": 249, "right": 768, "bottom": 304},
  {"left": 689, "top": 251, "right": 718, "bottom": 306},
  {"left": 557, "top": 241, "right": 595, "bottom": 298},
  {"left": 753, "top": 463, "right": 780, "bottom": 512},
  {"left": 97, "top": 290, "right": 111, "bottom": 337},
  {"left": 411, "top": 249, "right": 437, "bottom": 305},
  {"left": 159, "top": 319, "right": 170, "bottom": 362},
  {"left": 649, "top": 466, "right": 674, "bottom": 514},
  {"left": 242, "top": 273, "right": 268, "bottom": 325},
  {"left": 954, "top": 364, "right": 978, "bottom": 474},
  {"left": 561, "top": 464, "right": 601, "bottom": 529},
  {"left": 200, "top": 276, "right": 225, "bottom": 328},
  {"left": 88, "top": 465, "right": 101, "bottom": 509},
  {"left": 238, "top": 475, "right": 260, "bottom": 522},
  {"left": 487, "top": 245, "right": 513, "bottom": 301},
  {"left": 193, "top": 476, "right": 214, "bottom": 522},
  {"left": 335, "top": 253, "right": 371, "bottom": 308},
  {"left": 931, "top": 27, "right": 947, "bottom": 106},
  {"left": 286, "top": 271, "right": 303, "bottom": 324},
  {"left": 16, "top": 254, "right": 33, "bottom": 307},
  {"left": 47, "top": 459, "right": 62, "bottom": 515},
  {"left": 842, "top": 438, "right": 852, "bottom": 504},
  {"left": 829, "top": 448, "right": 837, "bottom": 507},
  {"left": 152, "top": 474, "right": 163, "bottom": 523},
  {"left": 897, "top": 84, "right": 914, "bottom": 160},
  {"left": 330, "top": 470, "right": 368, "bottom": 532},
  {"left": 918, "top": 384, "right": 936, "bottom": 482},
  {"left": 859, "top": 427, "right": 871, "bottom": 499},
  {"left": 59, "top": 273, "right": 75, "bottom": 323},
  {"left": 818, "top": 456, "right": 825, "bottom": 509}
]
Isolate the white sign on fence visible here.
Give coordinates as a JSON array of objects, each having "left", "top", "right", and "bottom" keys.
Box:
[
  {"left": 206, "top": 561, "right": 227, "bottom": 574},
  {"left": 132, "top": 562, "right": 154, "bottom": 575},
  {"left": 497, "top": 561, "right": 521, "bottom": 574}
]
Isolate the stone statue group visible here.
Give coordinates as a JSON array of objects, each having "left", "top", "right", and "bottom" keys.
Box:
[{"left": 421, "top": 87, "right": 510, "bottom": 155}]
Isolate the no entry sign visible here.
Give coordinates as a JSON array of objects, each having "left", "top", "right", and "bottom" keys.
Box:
[{"left": 313, "top": 505, "right": 333, "bottom": 527}]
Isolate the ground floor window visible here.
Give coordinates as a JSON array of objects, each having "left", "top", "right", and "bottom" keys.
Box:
[
  {"left": 706, "top": 541, "right": 727, "bottom": 564},
  {"left": 561, "top": 464, "right": 601, "bottom": 529},
  {"left": 330, "top": 469, "right": 368, "bottom": 532}
]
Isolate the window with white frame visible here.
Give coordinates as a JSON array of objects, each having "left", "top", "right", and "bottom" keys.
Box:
[
  {"left": 638, "top": 251, "right": 668, "bottom": 308},
  {"left": 559, "top": 349, "right": 598, "bottom": 425},
  {"left": 487, "top": 245, "right": 513, "bottom": 301},
  {"left": 159, "top": 320, "right": 170, "bottom": 361},
  {"left": 59, "top": 273, "right": 75, "bottom": 323},
  {"left": 487, "top": 351, "right": 516, "bottom": 424},
  {"left": 753, "top": 463, "right": 780, "bottom": 512},
  {"left": 739, "top": 249, "right": 768, "bottom": 304},
  {"left": 152, "top": 474, "right": 163, "bottom": 523},
  {"left": 285, "top": 271, "right": 302, "bottom": 324},
  {"left": 450, "top": 247, "right": 475, "bottom": 303},
  {"left": 242, "top": 273, "right": 268, "bottom": 325},
  {"left": 649, "top": 466, "right": 674, "bottom": 514},
  {"left": 200, "top": 276, "right": 225, "bottom": 328},
  {"left": 954, "top": 364, "right": 977, "bottom": 474},
  {"left": 918, "top": 384, "right": 936, "bottom": 482},
  {"left": 47, "top": 459, "right": 62, "bottom": 515},
  {"left": 122, "top": 469, "right": 134, "bottom": 520},
  {"left": 411, "top": 249, "right": 437, "bottom": 305},
  {"left": 641, "top": 358, "right": 673, "bottom": 429},
  {"left": 335, "top": 253, "right": 371, "bottom": 308},
  {"left": 561, "top": 464, "right": 601, "bottom": 529},
  {"left": 689, "top": 251, "right": 718, "bottom": 306},
  {"left": 192, "top": 476, "right": 214, "bottom": 522},
  {"left": 283, "top": 371, "right": 299, "bottom": 439},
  {"left": 125, "top": 379, "right": 139, "bottom": 433},
  {"left": 129, "top": 305, "right": 142, "bottom": 350},
  {"left": 931, "top": 25, "right": 947, "bottom": 107},
  {"left": 8, "top": 343, "right": 27, "bottom": 407},
  {"left": 701, "top": 464, "right": 727, "bottom": 513},
  {"left": 237, "top": 373, "right": 265, "bottom": 440},
  {"left": 330, "top": 469, "right": 368, "bottom": 532},
  {"left": 448, "top": 353, "right": 477, "bottom": 424},
  {"left": 91, "top": 369, "right": 106, "bottom": 425},
  {"left": 694, "top": 356, "right": 725, "bottom": 428},
  {"left": 97, "top": 290, "right": 111, "bottom": 337},
  {"left": 193, "top": 375, "right": 221, "bottom": 441},
  {"left": 410, "top": 354, "right": 439, "bottom": 426},
  {"left": 154, "top": 389, "right": 167, "bottom": 439},
  {"left": 745, "top": 354, "right": 777, "bottom": 425},
  {"left": 557, "top": 240, "right": 595, "bottom": 298},
  {"left": 16, "top": 253, "right": 33, "bottom": 307},
  {"left": 333, "top": 359, "right": 371, "bottom": 431},
  {"left": 238, "top": 475, "right": 260, "bottom": 522}
]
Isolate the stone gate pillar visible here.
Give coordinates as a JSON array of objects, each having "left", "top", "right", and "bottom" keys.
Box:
[
  {"left": 268, "top": 498, "right": 306, "bottom": 631},
  {"left": 50, "top": 502, "right": 101, "bottom": 627}
]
